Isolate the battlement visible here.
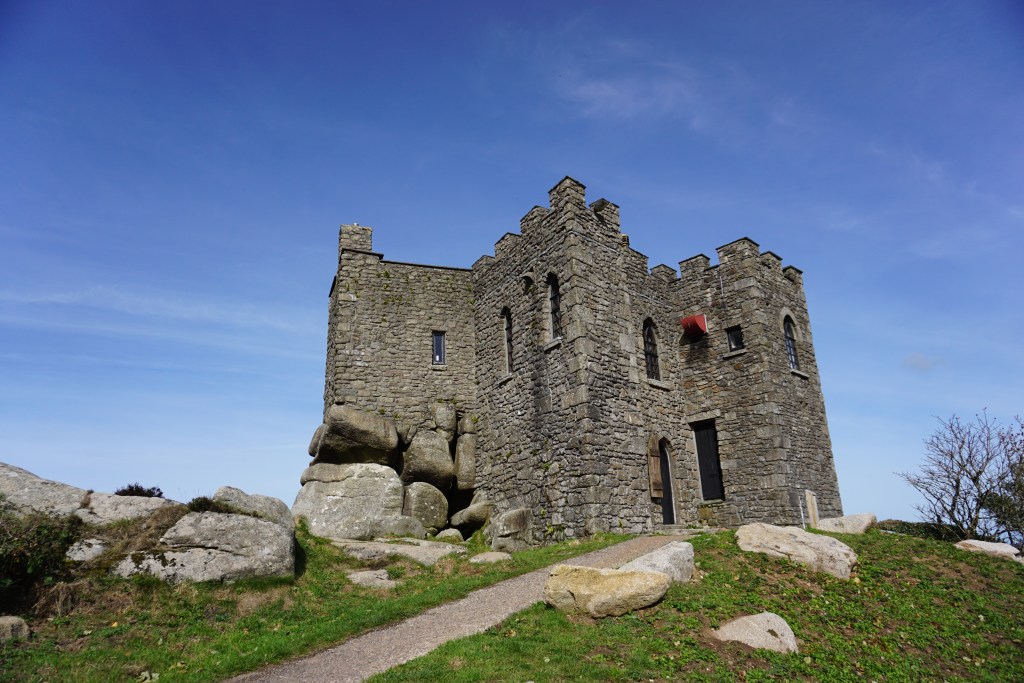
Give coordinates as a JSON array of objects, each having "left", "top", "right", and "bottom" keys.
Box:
[{"left": 339, "top": 223, "right": 373, "bottom": 253}]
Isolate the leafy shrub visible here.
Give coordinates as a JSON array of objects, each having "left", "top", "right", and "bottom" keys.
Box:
[
  {"left": 113, "top": 483, "right": 164, "bottom": 498},
  {"left": 875, "top": 518, "right": 963, "bottom": 542},
  {"left": 0, "top": 496, "right": 82, "bottom": 609},
  {"left": 187, "top": 496, "right": 242, "bottom": 514}
]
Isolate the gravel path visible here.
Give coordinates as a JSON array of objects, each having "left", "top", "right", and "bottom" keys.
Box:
[{"left": 225, "top": 534, "right": 694, "bottom": 683}]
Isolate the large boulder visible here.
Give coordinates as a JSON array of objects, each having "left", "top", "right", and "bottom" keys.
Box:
[
  {"left": 619, "top": 541, "right": 694, "bottom": 583},
  {"left": 450, "top": 502, "right": 492, "bottom": 535},
  {"left": 114, "top": 511, "right": 294, "bottom": 584},
  {"left": 453, "top": 434, "right": 477, "bottom": 491},
  {"left": 712, "top": 612, "right": 799, "bottom": 653},
  {"left": 334, "top": 538, "right": 466, "bottom": 566},
  {"left": 488, "top": 507, "right": 532, "bottom": 552},
  {"left": 213, "top": 486, "right": 292, "bottom": 528},
  {"left": 955, "top": 539, "right": 1022, "bottom": 561},
  {"left": 457, "top": 414, "right": 477, "bottom": 435},
  {"left": 736, "top": 523, "right": 858, "bottom": 579},
  {"left": 815, "top": 513, "right": 877, "bottom": 535},
  {"left": 403, "top": 482, "right": 448, "bottom": 532},
  {"left": 400, "top": 430, "right": 454, "bottom": 490},
  {"left": 0, "top": 462, "right": 87, "bottom": 516},
  {"left": 75, "top": 492, "right": 181, "bottom": 525},
  {"left": 293, "top": 463, "right": 425, "bottom": 541},
  {"left": 431, "top": 401, "right": 458, "bottom": 442},
  {"left": 311, "top": 405, "right": 399, "bottom": 466},
  {"left": 544, "top": 565, "right": 671, "bottom": 618}
]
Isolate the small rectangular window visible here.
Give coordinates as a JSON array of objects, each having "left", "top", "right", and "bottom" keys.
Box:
[
  {"left": 726, "top": 326, "right": 745, "bottom": 351},
  {"left": 432, "top": 331, "right": 446, "bottom": 365}
]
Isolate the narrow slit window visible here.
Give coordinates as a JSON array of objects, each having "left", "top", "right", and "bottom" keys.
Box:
[
  {"left": 432, "top": 331, "right": 446, "bottom": 365},
  {"left": 726, "top": 326, "right": 745, "bottom": 351},
  {"left": 547, "top": 273, "right": 562, "bottom": 339},
  {"left": 783, "top": 317, "right": 799, "bottom": 370},
  {"left": 643, "top": 319, "right": 661, "bottom": 380},
  {"left": 501, "top": 308, "right": 513, "bottom": 373}
]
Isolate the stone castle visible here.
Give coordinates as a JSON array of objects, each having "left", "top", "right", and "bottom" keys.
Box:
[{"left": 301, "top": 177, "right": 842, "bottom": 546}]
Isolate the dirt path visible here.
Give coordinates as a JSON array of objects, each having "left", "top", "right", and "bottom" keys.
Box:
[{"left": 225, "top": 534, "right": 694, "bottom": 683}]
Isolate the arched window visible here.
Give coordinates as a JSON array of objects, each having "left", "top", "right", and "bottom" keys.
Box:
[
  {"left": 643, "top": 319, "right": 661, "bottom": 380},
  {"left": 783, "top": 316, "right": 799, "bottom": 370},
  {"left": 546, "top": 273, "right": 562, "bottom": 339},
  {"left": 501, "top": 307, "right": 513, "bottom": 373}
]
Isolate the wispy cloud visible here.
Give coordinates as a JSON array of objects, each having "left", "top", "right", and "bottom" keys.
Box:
[
  {"left": 902, "top": 352, "right": 943, "bottom": 372},
  {"left": 0, "top": 285, "right": 317, "bottom": 334},
  {"left": 556, "top": 63, "right": 706, "bottom": 125}
]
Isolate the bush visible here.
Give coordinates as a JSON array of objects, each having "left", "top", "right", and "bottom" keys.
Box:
[
  {"left": 187, "top": 496, "right": 240, "bottom": 514},
  {"left": 0, "top": 497, "right": 82, "bottom": 610},
  {"left": 114, "top": 483, "right": 164, "bottom": 498},
  {"left": 875, "top": 519, "right": 963, "bottom": 543}
]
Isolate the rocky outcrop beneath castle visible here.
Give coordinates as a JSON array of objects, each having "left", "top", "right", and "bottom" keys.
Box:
[
  {"left": 294, "top": 463, "right": 424, "bottom": 541},
  {"left": 310, "top": 404, "right": 400, "bottom": 467},
  {"left": 114, "top": 507, "right": 294, "bottom": 584},
  {"left": 296, "top": 402, "right": 494, "bottom": 544}
]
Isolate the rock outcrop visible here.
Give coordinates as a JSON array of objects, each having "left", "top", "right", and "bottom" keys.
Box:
[
  {"left": 333, "top": 538, "right": 466, "bottom": 566},
  {"left": 311, "top": 404, "right": 400, "bottom": 466},
  {"left": 712, "top": 612, "right": 799, "bottom": 653},
  {"left": 213, "top": 486, "right": 292, "bottom": 528},
  {"left": 543, "top": 564, "right": 671, "bottom": 618},
  {"left": 815, "top": 513, "right": 876, "bottom": 534},
  {"left": 450, "top": 502, "right": 492, "bottom": 536},
  {"left": 619, "top": 541, "right": 694, "bottom": 583},
  {"left": 75, "top": 492, "right": 181, "bottom": 525},
  {"left": 114, "top": 509, "right": 295, "bottom": 584},
  {"left": 402, "top": 482, "right": 448, "bottom": 533},
  {"left": 0, "top": 462, "right": 182, "bottom": 524},
  {"left": 293, "top": 463, "right": 425, "bottom": 541},
  {"left": 453, "top": 433, "right": 477, "bottom": 491},
  {"left": 487, "top": 507, "right": 531, "bottom": 552},
  {"left": 400, "top": 430, "right": 454, "bottom": 490},
  {"left": 0, "top": 462, "right": 89, "bottom": 517},
  {"left": 736, "top": 523, "right": 858, "bottom": 579},
  {"left": 955, "top": 539, "right": 1022, "bottom": 561}
]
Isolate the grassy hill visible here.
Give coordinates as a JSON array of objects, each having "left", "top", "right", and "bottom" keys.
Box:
[{"left": 2, "top": 525, "right": 1022, "bottom": 682}]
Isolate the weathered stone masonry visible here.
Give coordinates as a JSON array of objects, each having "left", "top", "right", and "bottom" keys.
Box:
[{"left": 317, "top": 177, "right": 842, "bottom": 544}]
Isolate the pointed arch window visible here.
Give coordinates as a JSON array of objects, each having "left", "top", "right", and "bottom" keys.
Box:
[
  {"left": 783, "top": 316, "right": 799, "bottom": 370},
  {"left": 501, "top": 307, "right": 513, "bottom": 373},
  {"left": 546, "top": 273, "right": 562, "bottom": 339},
  {"left": 643, "top": 319, "right": 661, "bottom": 380}
]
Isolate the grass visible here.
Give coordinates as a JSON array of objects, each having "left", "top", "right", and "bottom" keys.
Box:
[
  {"left": 370, "top": 529, "right": 1024, "bottom": 682},
  {"left": 0, "top": 528, "right": 626, "bottom": 683}
]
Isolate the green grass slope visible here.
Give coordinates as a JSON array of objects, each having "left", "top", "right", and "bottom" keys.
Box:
[{"left": 371, "top": 529, "right": 1024, "bottom": 682}]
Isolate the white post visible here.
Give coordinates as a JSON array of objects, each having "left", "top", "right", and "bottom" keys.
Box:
[{"left": 804, "top": 489, "right": 819, "bottom": 529}]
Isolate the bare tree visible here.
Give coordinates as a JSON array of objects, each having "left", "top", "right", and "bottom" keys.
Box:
[
  {"left": 983, "top": 417, "right": 1024, "bottom": 550},
  {"left": 898, "top": 412, "right": 1006, "bottom": 541}
]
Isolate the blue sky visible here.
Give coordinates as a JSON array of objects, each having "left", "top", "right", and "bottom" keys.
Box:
[{"left": 1, "top": 1, "right": 1021, "bottom": 521}]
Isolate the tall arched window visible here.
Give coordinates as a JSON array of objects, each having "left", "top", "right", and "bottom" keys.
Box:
[
  {"left": 546, "top": 273, "right": 562, "bottom": 339},
  {"left": 501, "top": 307, "right": 513, "bottom": 373},
  {"left": 643, "top": 319, "right": 661, "bottom": 380},
  {"left": 783, "top": 316, "right": 800, "bottom": 370}
]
